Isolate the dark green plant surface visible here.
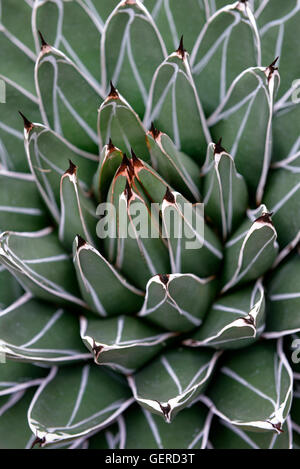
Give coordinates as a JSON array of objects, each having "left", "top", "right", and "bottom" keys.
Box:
[{"left": 0, "top": 0, "right": 299, "bottom": 449}]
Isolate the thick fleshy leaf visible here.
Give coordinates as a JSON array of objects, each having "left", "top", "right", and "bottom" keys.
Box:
[
  {"left": 128, "top": 347, "right": 220, "bottom": 422},
  {"left": 0, "top": 266, "right": 23, "bottom": 309},
  {"left": 202, "top": 142, "right": 248, "bottom": 239},
  {"left": 138, "top": 273, "right": 217, "bottom": 332},
  {"left": 0, "top": 228, "right": 86, "bottom": 308},
  {"left": 264, "top": 252, "right": 300, "bottom": 338},
  {"left": 0, "top": 170, "right": 47, "bottom": 232},
  {"left": 59, "top": 161, "right": 98, "bottom": 249},
  {"left": 209, "top": 66, "right": 278, "bottom": 204},
  {"left": 162, "top": 189, "right": 223, "bottom": 278},
  {"left": 272, "top": 101, "right": 300, "bottom": 164},
  {"left": 190, "top": 1, "right": 260, "bottom": 116},
  {"left": 146, "top": 128, "right": 201, "bottom": 201},
  {"left": 73, "top": 236, "right": 144, "bottom": 316},
  {"left": 263, "top": 158, "right": 300, "bottom": 255},
  {"left": 97, "top": 88, "right": 150, "bottom": 162},
  {"left": 80, "top": 315, "right": 175, "bottom": 374},
  {"left": 88, "top": 403, "right": 211, "bottom": 449},
  {"left": 101, "top": 0, "right": 167, "bottom": 117},
  {"left": 206, "top": 340, "right": 293, "bottom": 433},
  {"left": 184, "top": 280, "right": 265, "bottom": 349},
  {"left": 0, "top": 77, "right": 40, "bottom": 172},
  {"left": 144, "top": 46, "right": 211, "bottom": 163},
  {"left": 0, "top": 293, "right": 89, "bottom": 365},
  {"left": 221, "top": 207, "right": 278, "bottom": 293},
  {"left": 0, "top": 360, "right": 47, "bottom": 396},
  {"left": 258, "top": 0, "right": 300, "bottom": 100},
  {"left": 28, "top": 364, "right": 134, "bottom": 446},
  {"left": 93, "top": 142, "right": 123, "bottom": 203},
  {"left": 209, "top": 417, "right": 292, "bottom": 449},
  {"left": 24, "top": 122, "right": 98, "bottom": 222},
  {"left": 35, "top": 44, "right": 102, "bottom": 153}
]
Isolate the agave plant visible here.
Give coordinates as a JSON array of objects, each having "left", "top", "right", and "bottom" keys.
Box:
[{"left": 0, "top": 0, "right": 299, "bottom": 450}]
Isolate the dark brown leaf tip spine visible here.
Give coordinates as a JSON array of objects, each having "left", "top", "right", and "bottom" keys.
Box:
[
  {"left": 92, "top": 339, "right": 103, "bottom": 361},
  {"left": 243, "top": 314, "right": 255, "bottom": 326},
  {"left": 159, "top": 273, "right": 169, "bottom": 285},
  {"left": 265, "top": 57, "right": 279, "bottom": 82},
  {"left": 157, "top": 401, "right": 171, "bottom": 422},
  {"left": 214, "top": 137, "right": 226, "bottom": 155},
  {"left": 149, "top": 122, "right": 161, "bottom": 140},
  {"left": 130, "top": 148, "right": 143, "bottom": 169},
  {"left": 65, "top": 159, "right": 77, "bottom": 176},
  {"left": 76, "top": 234, "right": 87, "bottom": 249},
  {"left": 31, "top": 436, "right": 46, "bottom": 449},
  {"left": 108, "top": 81, "right": 119, "bottom": 99},
  {"left": 38, "top": 30, "right": 51, "bottom": 53},
  {"left": 255, "top": 212, "right": 274, "bottom": 225},
  {"left": 18, "top": 111, "right": 34, "bottom": 133},
  {"left": 176, "top": 35, "right": 186, "bottom": 59},
  {"left": 124, "top": 179, "right": 133, "bottom": 202},
  {"left": 164, "top": 187, "right": 175, "bottom": 204},
  {"left": 107, "top": 138, "right": 116, "bottom": 153}
]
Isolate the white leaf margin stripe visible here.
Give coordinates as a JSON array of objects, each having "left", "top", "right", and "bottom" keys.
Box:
[
  {"left": 27, "top": 366, "right": 135, "bottom": 445},
  {"left": 127, "top": 351, "right": 221, "bottom": 422}
]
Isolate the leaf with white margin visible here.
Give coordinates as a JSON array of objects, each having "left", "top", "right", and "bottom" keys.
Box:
[
  {"left": 97, "top": 85, "right": 150, "bottom": 162},
  {"left": 0, "top": 294, "right": 90, "bottom": 365},
  {"left": 190, "top": 1, "right": 261, "bottom": 116},
  {"left": 184, "top": 280, "right": 265, "bottom": 349},
  {"left": 0, "top": 389, "right": 42, "bottom": 449},
  {"left": 146, "top": 127, "right": 201, "bottom": 201},
  {"left": 24, "top": 122, "right": 98, "bottom": 223},
  {"left": 221, "top": 208, "right": 278, "bottom": 293},
  {"left": 0, "top": 265, "right": 23, "bottom": 310},
  {"left": 101, "top": 0, "right": 167, "bottom": 117},
  {"left": 264, "top": 253, "right": 300, "bottom": 338},
  {"left": 0, "top": 75, "right": 41, "bottom": 172},
  {"left": 80, "top": 315, "right": 175, "bottom": 374},
  {"left": 0, "top": 170, "right": 47, "bottom": 232},
  {"left": 93, "top": 141, "right": 123, "bottom": 203},
  {"left": 138, "top": 273, "right": 217, "bottom": 333},
  {"left": 143, "top": 0, "right": 209, "bottom": 54},
  {"left": 73, "top": 235, "right": 144, "bottom": 316},
  {"left": 257, "top": 0, "right": 300, "bottom": 101},
  {"left": 208, "top": 65, "right": 278, "bottom": 204},
  {"left": 202, "top": 141, "right": 248, "bottom": 240},
  {"left": 144, "top": 42, "right": 211, "bottom": 163},
  {"left": 272, "top": 101, "right": 300, "bottom": 164},
  {"left": 35, "top": 40, "right": 102, "bottom": 153},
  {"left": 209, "top": 416, "right": 292, "bottom": 449},
  {"left": 161, "top": 189, "right": 223, "bottom": 278},
  {"left": 0, "top": 360, "right": 47, "bottom": 397},
  {"left": 0, "top": 228, "right": 86, "bottom": 308},
  {"left": 88, "top": 403, "right": 211, "bottom": 449},
  {"left": 128, "top": 347, "right": 220, "bottom": 422},
  {"left": 205, "top": 339, "right": 293, "bottom": 433},
  {"left": 59, "top": 160, "right": 98, "bottom": 250},
  {"left": 28, "top": 363, "right": 134, "bottom": 446},
  {"left": 263, "top": 160, "right": 300, "bottom": 255}
]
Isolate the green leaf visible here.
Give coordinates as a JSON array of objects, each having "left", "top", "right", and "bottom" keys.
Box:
[
  {"left": 88, "top": 403, "right": 211, "bottom": 449},
  {"left": 221, "top": 207, "right": 278, "bottom": 293},
  {"left": 0, "top": 266, "right": 23, "bottom": 309},
  {"left": 138, "top": 273, "right": 217, "bottom": 332},
  {"left": 207, "top": 340, "right": 293, "bottom": 433},
  {"left": 263, "top": 159, "right": 300, "bottom": 255},
  {"left": 80, "top": 315, "right": 175, "bottom": 374},
  {"left": 184, "top": 280, "right": 265, "bottom": 349},
  {"left": 101, "top": 0, "right": 167, "bottom": 117},
  {"left": 24, "top": 123, "right": 98, "bottom": 222},
  {"left": 209, "top": 417, "right": 292, "bottom": 449},
  {"left": 0, "top": 228, "right": 86, "bottom": 308},
  {"left": 27, "top": 364, "right": 134, "bottom": 446},
  {"left": 144, "top": 47, "right": 211, "bottom": 163},
  {"left": 190, "top": 1, "right": 260, "bottom": 116},
  {"left": 35, "top": 45, "right": 102, "bottom": 153},
  {"left": 272, "top": 101, "right": 300, "bottom": 164},
  {"left": 0, "top": 170, "right": 47, "bottom": 232},
  {"left": 0, "top": 360, "right": 47, "bottom": 396},
  {"left": 161, "top": 189, "right": 223, "bottom": 278},
  {"left": 209, "top": 66, "right": 278, "bottom": 204},
  {"left": 146, "top": 129, "right": 201, "bottom": 201},
  {"left": 264, "top": 252, "right": 300, "bottom": 337},
  {"left": 73, "top": 236, "right": 144, "bottom": 316},
  {"left": 93, "top": 142, "right": 123, "bottom": 203},
  {"left": 128, "top": 347, "right": 220, "bottom": 422},
  {"left": 59, "top": 161, "right": 98, "bottom": 250},
  {"left": 97, "top": 88, "right": 150, "bottom": 162},
  {"left": 0, "top": 293, "right": 89, "bottom": 365},
  {"left": 202, "top": 142, "right": 248, "bottom": 239}
]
